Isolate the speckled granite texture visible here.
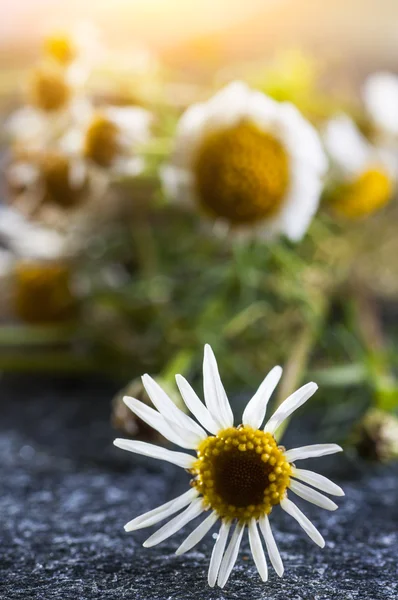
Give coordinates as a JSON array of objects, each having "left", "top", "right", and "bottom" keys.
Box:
[{"left": 0, "top": 375, "right": 397, "bottom": 600}]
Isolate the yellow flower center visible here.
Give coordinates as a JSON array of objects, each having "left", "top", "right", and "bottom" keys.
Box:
[
  {"left": 331, "top": 168, "right": 393, "bottom": 218},
  {"left": 42, "top": 153, "right": 85, "bottom": 208},
  {"left": 30, "top": 66, "right": 70, "bottom": 112},
  {"left": 191, "top": 425, "right": 292, "bottom": 523},
  {"left": 14, "top": 261, "right": 75, "bottom": 324},
  {"left": 193, "top": 121, "right": 289, "bottom": 225},
  {"left": 44, "top": 35, "right": 76, "bottom": 66},
  {"left": 84, "top": 115, "right": 120, "bottom": 168}
]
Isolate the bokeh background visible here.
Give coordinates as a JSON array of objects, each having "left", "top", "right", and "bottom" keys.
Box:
[{"left": 2, "top": 0, "right": 398, "bottom": 76}]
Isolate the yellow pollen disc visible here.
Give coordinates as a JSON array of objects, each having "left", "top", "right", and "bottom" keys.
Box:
[
  {"left": 191, "top": 425, "right": 292, "bottom": 523},
  {"left": 331, "top": 168, "right": 393, "bottom": 218},
  {"left": 30, "top": 66, "right": 70, "bottom": 112},
  {"left": 193, "top": 121, "right": 289, "bottom": 225},
  {"left": 44, "top": 35, "right": 76, "bottom": 66},
  {"left": 42, "top": 153, "right": 85, "bottom": 208},
  {"left": 84, "top": 115, "right": 120, "bottom": 168}
]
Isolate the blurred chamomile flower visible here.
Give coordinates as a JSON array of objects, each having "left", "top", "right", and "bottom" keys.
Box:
[
  {"left": 44, "top": 22, "right": 102, "bottom": 69},
  {"left": 61, "top": 105, "right": 152, "bottom": 178},
  {"left": 0, "top": 206, "right": 69, "bottom": 260},
  {"left": 162, "top": 81, "right": 327, "bottom": 242},
  {"left": 324, "top": 115, "right": 397, "bottom": 218},
  {"left": 6, "top": 149, "right": 91, "bottom": 215},
  {"left": 114, "top": 344, "right": 343, "bottom": 589},
  {"left": 363, "top": 72, "right": 398, "bottom": 139},
  {"left": 0, "top": 206, "right": 76, "bottom": 323},
  {"left": 6, "top": 65, "right": 88, "bottom": 153}
]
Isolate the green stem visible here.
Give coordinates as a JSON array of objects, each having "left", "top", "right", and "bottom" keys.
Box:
[
  {"left": 130, "top": 215, "right": 158, "bottom": 282},
  {"left": 0, "top": 352, "right": 100, "bottom": 374},
  {"left": 274, "top": 294, "right": 329, "bottom": 443},
  {"left": 0, "top": 323, "right": 80, "bottom": 346}
]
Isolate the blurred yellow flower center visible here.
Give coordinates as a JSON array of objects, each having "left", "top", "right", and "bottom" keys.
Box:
[
  {"left": 191, "top": 425, "right": 291, "bottom": 522},
  {"left": 14, "top": 261, "right": 75, "bottom": 324},
  {"left": 30, "top": 66, "right": 70, "bottom": 112},
  {"left": 42, "top": 153, "right": 85, "bottom": 208},
  {"left": 194, "top": 121, "right": 289, "bottom": 225},
  {"left": 332, "top": 168, "right": 393, "bottom": 218},
  {"left": 84, "top": 115, "right": 120, "bottom": 167},
  {"left": 44, "top": 35, "right": 76, "bottom": 66}
]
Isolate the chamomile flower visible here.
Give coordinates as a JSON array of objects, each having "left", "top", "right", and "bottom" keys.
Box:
[
  {"left": 6, "top": 149, "right": 91, "bottom": 215},
  {"left": 162, "top": 81, "right": 327, "bottom": 241},
  {"left": 363, "top": 72, "right": 398, "bottom": 139},
  {"left": 324, "top": 115, "right": 396, "bottom": 218},
  {"left": 6, "top": 64, "right": 85, "bottom": 153},
  {"left": 43, "top": 22, "right": 102, "bottom": 69},
  {"left": 114, "top": 344, "right": 344, "bottom": 589},
  {"left": 61, "top": 105, "right": 152, "bottom": 178}
]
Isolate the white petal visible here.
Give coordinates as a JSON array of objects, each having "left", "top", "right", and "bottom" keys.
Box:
[
  {"left": 160, "top": 164, "right": 195, "bottom": 207},
  {"left": 112, "top": 156, "right": 145, "bottom": 177},
  {"left": 248, "top": 519, "right": 268, "bottom": 582},
  {"left": 289, "top": 480, "right": 338, "bottom": 511},
  {"left": 113, "top": 438, "right": 195, "bottom": 469},
  {"left": 259, "top": 515, "right": 284, "bottom": 577},
  {"left": 172, "top": 102, "right": 209, "bottom": 170},
  {"left": 324, "top": 115, "right": 370, "bottom": 174},
  {"left": 175, "top": 375, "right": 220, "bottom": 434},
  {"left": 217, "top": 521, "right": 245, "bottom": 588},
  {"left": 204, "top": 81, "right": 252, "bottom": 131},
  {"left": 208, "top": 520, "right": 231, "bottom": 588},
  {"left": 69, "top": 159, "right": 87, "bottom": 189},
  {"left": 203, "top": 344, "right": 234, "bottom": 429},
  {"left": 285, "top": 443, "right": 343, "bottom": 463},
  {"left": 278, "top": 168, "right": 324, "bottom": 242},
  {"left": 291, "top": 468, "right": 345, "bottom": 497},
  {"left": 142, "top": 374, "right": 207, "bottom": 440},
  {"left": 7, "top": 162, "right": 39, "bottom": 188},
  {"left": 176, "top": 510, "right": 219, "bottom": 555},
  {"left": 143, "top": 497, "right": 204, "bottom": 547},
  {"left": 264, "top": 382, "right": 318, "bottom": 435},
  {"left": 105, "top": 106, "right": 152, "bottom": 144},
  {"left": 242, "top": 366, "right": 282, "bottom": 429},
  {"left": 123, "top": 396, "right": 199, "bottom": 449},
  {"left": 280, "top": 497, "right": 325, "bottom": 548},
  {"left": 124, "top": 488, "right": 198, "bottom": 531},
  {"left": 363, "top": 72, "right": 398, "bottom": 135},
  {"left": 278, "top": 102, "right": 328, "bottom": 175}
]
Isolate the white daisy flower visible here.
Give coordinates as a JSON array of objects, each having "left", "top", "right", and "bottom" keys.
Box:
[
  {"left": 6, "top": 65, "right": 87, "bottom": 152},
  {"left": 324, "top": 115, "right": 396, "bottom": 218},
  {"left": 162, "top": 81, "right": 327, "bottom": 242},
  {"left": 43, "top": 22, "right": 103, "bottom": 89},
  {"left": 61, "top": 105, "right": 152, "bottom": 178},
  {"left": 114, "top": 344, "right": 344, "bottom": 589},
  {"left": 44, "top": 22, "right": 102, "bottom": 67},
  {"left": 0, "top": 206, "right": 68, "bottom": 260},
  {"left": 363, "top": 72, "right": 398, "bottom": 138},
  {"left": 6, "top": 148, "right": 93, "bottom": 215}
]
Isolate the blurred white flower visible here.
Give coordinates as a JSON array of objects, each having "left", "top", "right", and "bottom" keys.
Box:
[
  {"left": 363, "top": 72, "right": 398, "bottom": 138},
  {"left": 61, "top": 105, "right": 152, "bottom": 178},
  {"left": 44, "top": 22, "right": 103, "bottom": 87},
  {"left": 324, "top": 115, "right": 396, "bottom": 218},
  {"left": 0, "top": 206, "right": 69, "bottom": 260},
  {"left": 163, "top": 81, "right": 327, "bottom": 242},
  {"left": 5, "top": 66, "right": 88, "bottom": 153}
]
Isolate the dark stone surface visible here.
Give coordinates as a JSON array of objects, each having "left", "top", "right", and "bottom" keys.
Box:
[{"left": 0, "top": 375, "right": 397, "bottom": 600}]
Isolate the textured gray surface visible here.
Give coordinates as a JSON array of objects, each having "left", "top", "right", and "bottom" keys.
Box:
[{"left": 0, "top": 375, "right": 397, "bottom": 600}]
